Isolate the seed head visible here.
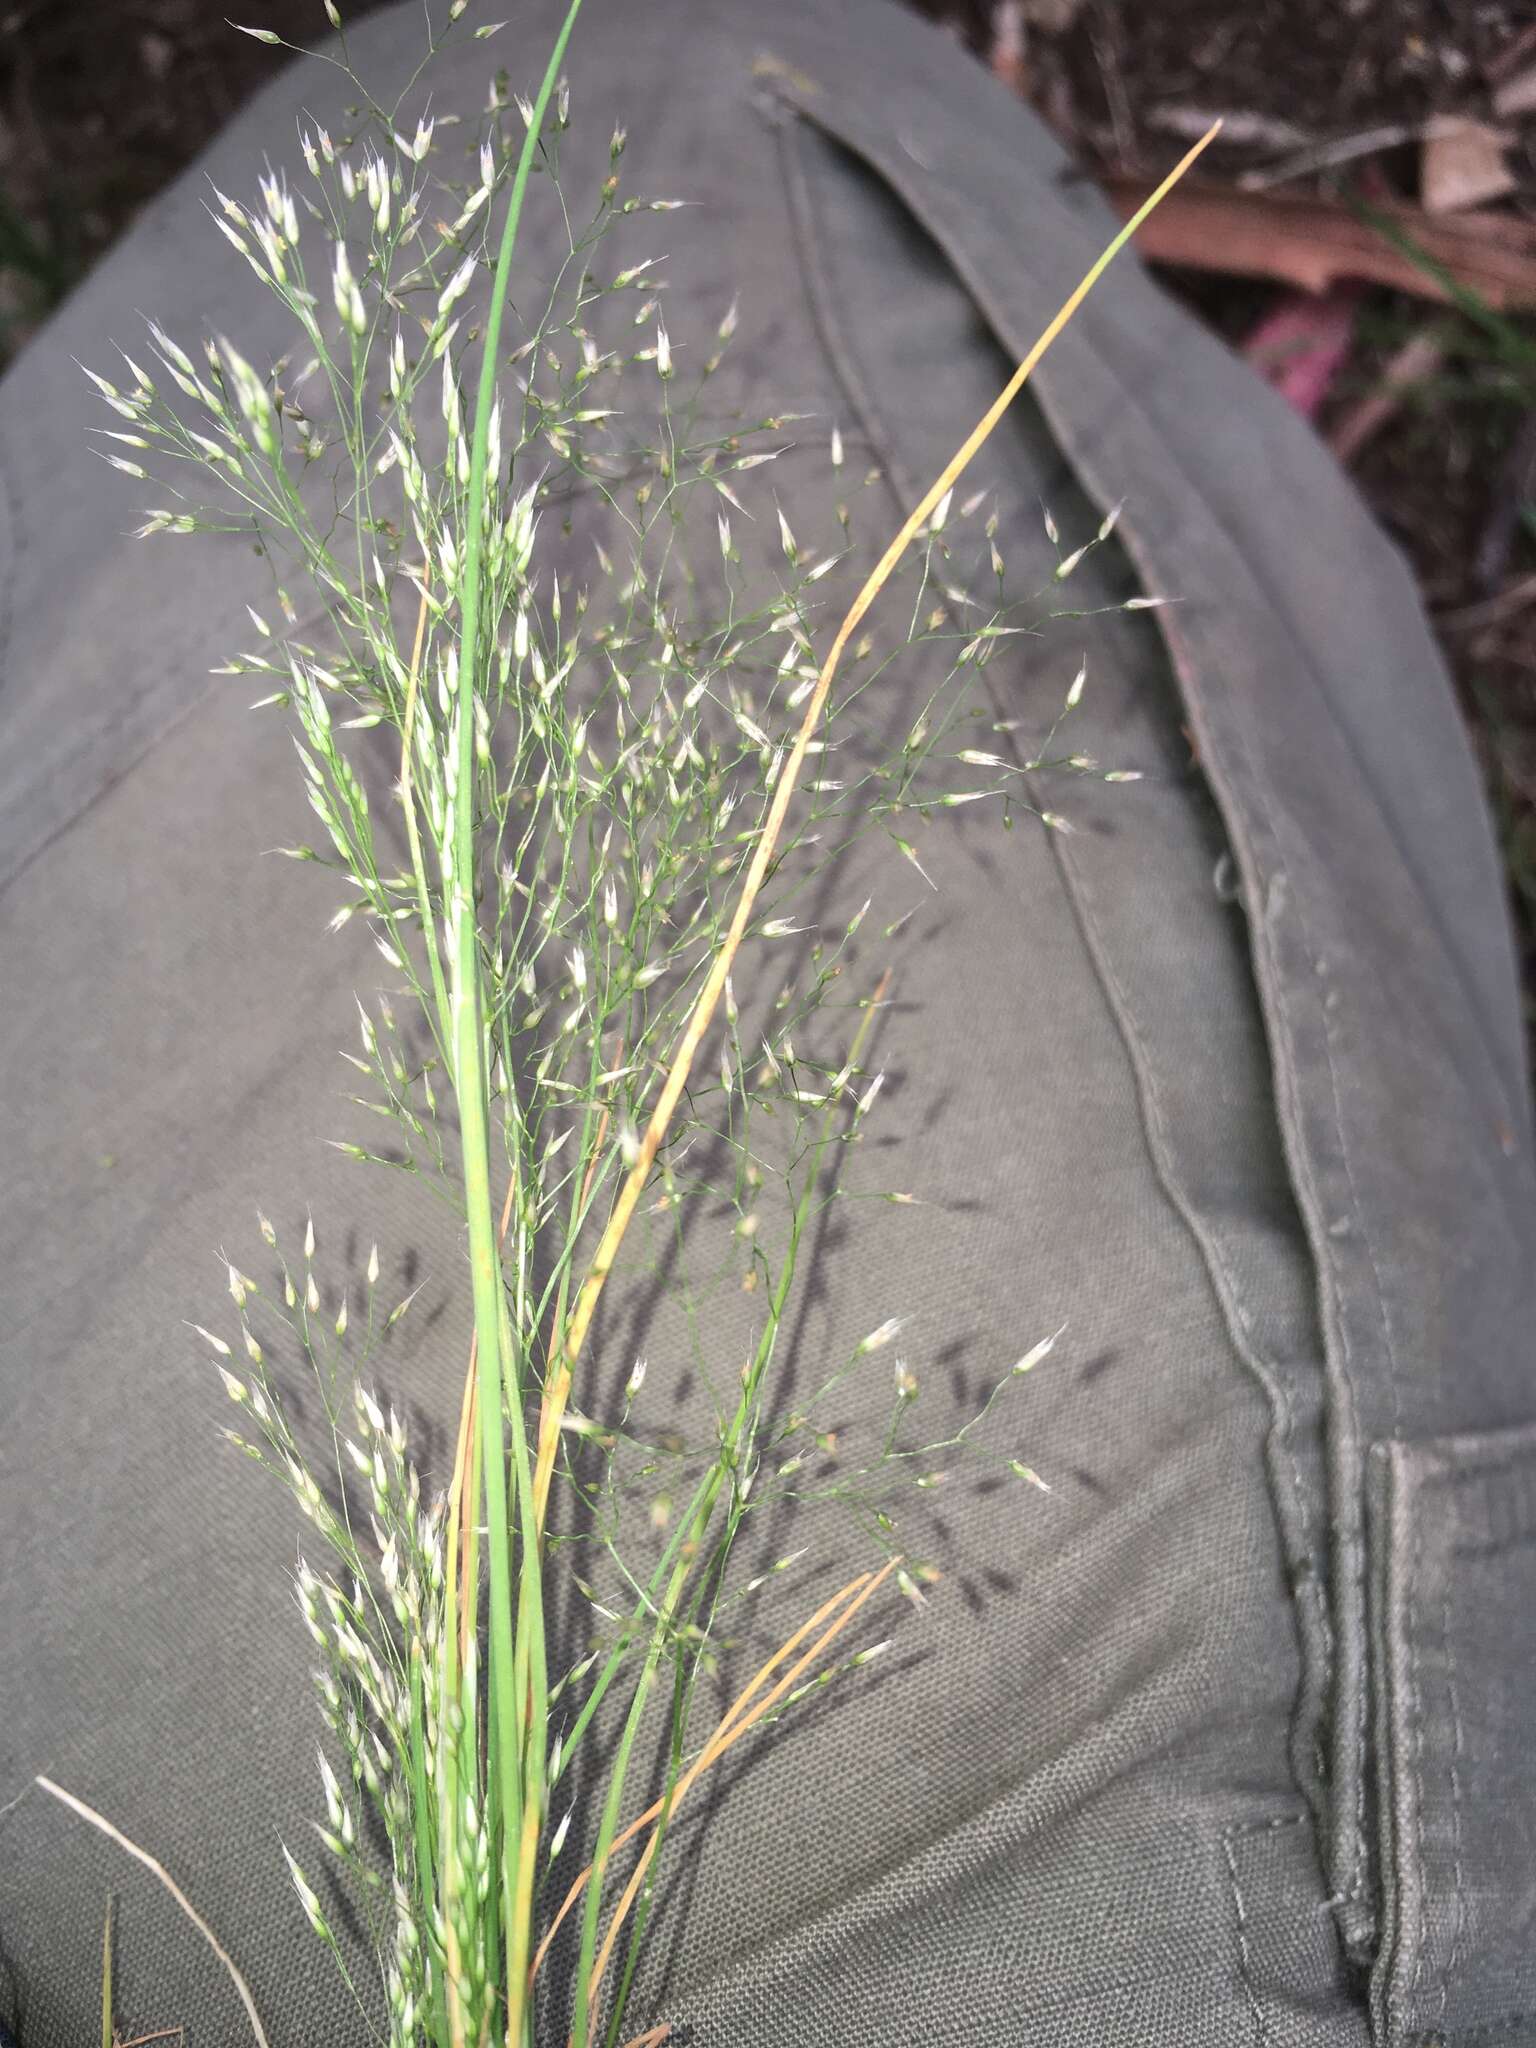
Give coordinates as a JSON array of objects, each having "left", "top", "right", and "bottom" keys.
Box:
[
  {"left": 282, "top": 1846, "right": 329, "bottom": 1939},
  {"left": 857, "top": 1317, "right": 903, "bottom": 1356},
  {"left": 318, "top": 1748, "right": 345, "bottom": 1830},
  {"left": 438, "top": 254, "right": 476, "bottom": 320},
  {"left": 1013, "top": 1323, "right": 1065, "bottom": 1375},
  {"left": 333, "top": 244, "right": 367, "bottom": 336},
  {"left": 851, "top": 1638, "right": 892, "bottom": 1668}
]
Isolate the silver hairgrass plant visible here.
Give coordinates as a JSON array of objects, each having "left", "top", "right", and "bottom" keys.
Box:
[{"left": 62, "top": 5, "right": 1215, "bottom": 2044}]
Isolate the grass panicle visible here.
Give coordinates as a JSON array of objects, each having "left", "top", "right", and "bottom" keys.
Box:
[{"left": 60, "top": 3, "right": 1215, "bottom": 2038}]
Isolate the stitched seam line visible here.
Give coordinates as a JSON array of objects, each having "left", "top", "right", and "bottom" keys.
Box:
[
  {"left": 0, "top": 583, "right": 339, "bottom": 905},
  {"left": 1064, "top": 481, "right": 1379, "bottom": 1923},
  {"left": 1222, "top": 1808, "right": 1317, "bottom": 2048},
  {"left": 769, "top": 95, "right": 1388, "bottom": 1920},
  {"left": 1421, "top": 2015, "right": 1536, "bottom": 2043},
  {"left": 1442, "top": 1589, "right": 1468, "bottom": 2022},
  {"left": 1048, "top": 826, "right": 1328, "bottom": 1600},
  {"left": 777, "top": 108, "right": 1319, "bottom": 1538},
  {"left": 768, "top": 61, "right": 1521, "bottom": 1155},
  {"left": 1408, "top": 1469, "right": 1431, "bottom": 2030},
  {"left": 769, "top": 79, "right": 1403, "bottom": 1929},
  {"left": 775, "top": 84, "right": 1339, "bottom": 1834},
  {"left": 1045, "top": 817, "right": 1339, "bottom": 1790},
  {"left": 0, "top": 428, "right": 20, "bottom": 710},
  {"left": 1223, "top": 1824, "right": 1273, "bottom": 2048}
]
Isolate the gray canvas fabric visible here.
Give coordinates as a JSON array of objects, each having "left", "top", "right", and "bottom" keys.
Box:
[{"left": 2, "top": 3, "right": 1533, "bottom": 2045}]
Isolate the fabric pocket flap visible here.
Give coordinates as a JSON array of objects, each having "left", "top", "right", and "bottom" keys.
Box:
[{"left": 1369, "top": 1420, "right": 1536, "bottom": 2045}]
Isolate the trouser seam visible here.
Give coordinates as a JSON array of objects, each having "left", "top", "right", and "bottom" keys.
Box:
[
  {"left": 0, "top": 430, "right": 19, "bottom": 713},
  {"left": 767, "top": 76, "right": 1407, "bottom": 1944},
  {"left": 773, "top": 83, "right": 1334, "bottom": 1823},
  {"left": 1045, "top": 812, "right": 1335, "bottom": 1817},
  {"left": 1223, "top": 1815, "right": 1311, "bottom": 2048}
]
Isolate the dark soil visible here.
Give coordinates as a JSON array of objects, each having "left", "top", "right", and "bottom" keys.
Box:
[
  {"left": 5, "top": 0, "right": 1536, "bottom": 1050},
  {"left": 0, "top": 0, "right": 390, "bottom": 351}
]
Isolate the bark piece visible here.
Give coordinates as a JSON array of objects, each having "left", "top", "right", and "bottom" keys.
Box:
[
  {"left": 1101, "top": 175, "right": 1536, "bottom": 310},
  {"left": 1421, "top": 118, "right": 1515, "bottom": 215}
]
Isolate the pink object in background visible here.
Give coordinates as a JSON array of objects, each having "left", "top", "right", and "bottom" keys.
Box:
[{"left": 1243, "top": 287, "right": 1362, "bottom": 420}]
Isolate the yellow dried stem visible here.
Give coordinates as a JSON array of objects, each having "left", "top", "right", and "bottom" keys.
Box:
[
  {"left": 530, "top": 1558, "right": 899, "bottom": 1993},
  {"left": 580, "top": 1557, "right": 901, "bottom": 2026},
  {"left": 530, "top": 122, "right": 1223, "bottom": 1532}
]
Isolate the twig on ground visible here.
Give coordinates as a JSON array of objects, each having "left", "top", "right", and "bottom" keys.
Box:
[
  {"left": 34, "top": 1779, "right": 270, "bottom": 2048},
  {"left": 1493, "top": 61, "right": 1536, "bottom": 119},
  {"left": 1475, "top": 408, "right": 1536, "bottom": 593},
  {"left": 1489, "top": 22, "right": 1536, "bottom": 87},
  {"left": 1090, "top": 1, "right": 1137, "bottom": 168},
  {"left": 1147, "top": 105, "right": 1312, "bottom": 152},
  {"left": 989, "top": 0, "right": 1027, "bottom": 91},
  {"left": 1327, "top": 325, "right": 1448, "bottom": 463},
  {"left": 1421, "top": 119, "right": 1515, "bottom": 216},
  {"left": 1435, "top": 571, "right": 1536, "bottom": 635},
  {"left": 1238, "top": 119, "right": 1423, "bottom": 190},
  {"left": 1098, "top": 176, "right": 1536, "bottom": 309}
]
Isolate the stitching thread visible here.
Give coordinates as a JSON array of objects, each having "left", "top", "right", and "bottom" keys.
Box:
[
  {"left": 1441, "top": 1588, "right": 1468, "bottom": 2022},
  {"left": 775, "top": 79, "right": 1347, "bottom": 1881},
  {"left": 1221, "top": 1821, "right": 1306, "bottom": 2048},
  {"left": 811, "top": 111, "right": 1387, "bottom": 1922},
  {"left": 771, "top": 74, "right": 1425, "bottom": 1939},
  {"left": 1408, "top": 1467, "right": 1430, "bottom": 2030}
]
